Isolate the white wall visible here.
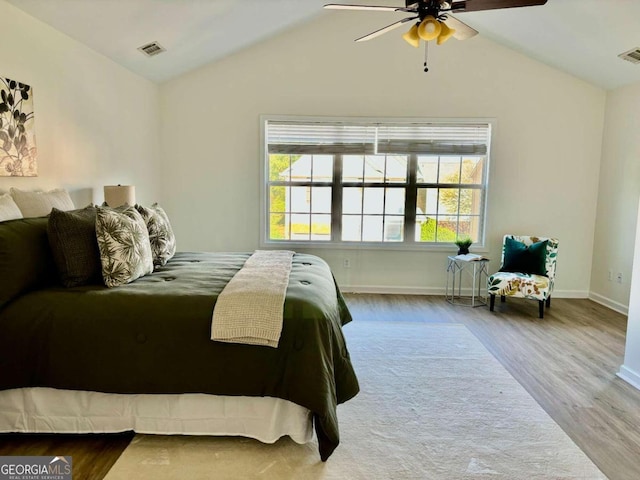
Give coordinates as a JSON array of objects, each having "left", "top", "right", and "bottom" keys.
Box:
[
  {"left": 590, "top": 82, "right": 640, "bottom": 314},
  {"left": 591, "top": 81, "right": 640, "bottom": 387},
  {"left": 160, "top": 11, "right": 605, "bottom": 295},
  {"left": 0, "top": 0, "right": 160, "bottom": 206},
  {"left": 619, "top": 197, "right": 640, "bottom": 389}
]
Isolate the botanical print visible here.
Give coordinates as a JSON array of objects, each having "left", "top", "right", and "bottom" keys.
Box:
[
  {"left": 135, "top": 203, "right": 176, "bottom": 268},
  {"left": 488, "top": 272, "right": 550, "bottom": 299},
  {"left": 0, "top": 77, "right": 37, "bottom": 176},
  {"left": 96, "top": 207, "right": 153, "bottom": 287}
]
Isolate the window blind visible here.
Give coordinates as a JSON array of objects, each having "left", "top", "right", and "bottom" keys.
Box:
[{"left": 266, "top": 120, "right": 491, "bottom": 155}]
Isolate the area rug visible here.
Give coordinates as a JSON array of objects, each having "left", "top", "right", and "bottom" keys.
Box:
[{"left": 104, "top": 322, "right": 605, "bottom": 479}]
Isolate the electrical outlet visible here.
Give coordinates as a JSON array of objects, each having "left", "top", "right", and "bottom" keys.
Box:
[
  {"left": 608, "top": 270, "right": 613, "bottom": 281},
  {"left": 616, "top": 272, "right": 623, "bottom": 284},
  {"left": 343, "top": 258, "right": 351, "bottom": 269}
]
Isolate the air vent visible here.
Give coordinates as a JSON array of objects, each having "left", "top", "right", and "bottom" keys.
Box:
[
  {"left": 618, "top": 47, "right": 640, "bottom": 64},
  {"left": 137, "top": 41, "right": 166, "bottom": 57}
]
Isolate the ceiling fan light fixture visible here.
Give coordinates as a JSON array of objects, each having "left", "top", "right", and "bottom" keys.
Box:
[
  {"left": 417, "top": 15, "right": 441, "bottom": 41},
  {"left": 326, "top": 0, "right": 547, "bottom": 72},
  {"left": 402, "top": 24, "right": 420, "bottom": 48},
  {"left": 436, "top": 21, "right": 455, "bottom": 45}
]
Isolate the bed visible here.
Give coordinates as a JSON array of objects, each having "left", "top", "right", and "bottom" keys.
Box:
[{"left": 0, "top": 216, "right": 359, "bottom": 461}]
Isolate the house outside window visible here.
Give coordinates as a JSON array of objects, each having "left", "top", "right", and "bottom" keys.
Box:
[{"left": 261, "top": 117, "right": 492, "bottom": 249}]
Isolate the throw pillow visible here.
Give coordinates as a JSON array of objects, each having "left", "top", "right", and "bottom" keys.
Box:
[
  {"left": 135, "top": 203, "right": 176, "bottom": 268},
  {"left": 10, "top": 187, "right": 75, "bottom": 218},
  {"left": 47, "top": 206, "right": 102, "bottom": 287},
  {"left": 95, "top": 206, "right": 153, "bottom": 287},
  {"left": 0, "top": 217, "right": 58, "bottom": 309},
  {"left": 0, "top": 193, "right": 23, "bottom": 222},
  {"left": 500, "top": 237, "right": 548, "bottom": 276}
]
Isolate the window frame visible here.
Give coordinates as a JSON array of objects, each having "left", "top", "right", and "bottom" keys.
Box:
[{"left": 260, "top": 115, "right": 494, "bottom": 251}]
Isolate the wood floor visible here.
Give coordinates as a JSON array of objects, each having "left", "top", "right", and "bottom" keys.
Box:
[
  {"left": 1, "top": 295, "right": 638, "bottom": 479},
  {"left": 0, "top": 432, "right": 133, "bottom": 479},
  {"left": 346, "top": 294, "right": 640, "bottom": 480}
]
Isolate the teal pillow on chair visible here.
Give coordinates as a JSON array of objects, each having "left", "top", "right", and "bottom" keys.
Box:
[{"left": 500, "top": 237, "right": 548, "bottom": 276}]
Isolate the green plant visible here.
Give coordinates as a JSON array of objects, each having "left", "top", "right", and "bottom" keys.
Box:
[{"left": 454, "top": 237, "right": 473, "bottom": 249}]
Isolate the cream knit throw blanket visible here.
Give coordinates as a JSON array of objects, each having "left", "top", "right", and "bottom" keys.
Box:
[{"left": 211, "top": 250, "right": 294, "bottom": 348}]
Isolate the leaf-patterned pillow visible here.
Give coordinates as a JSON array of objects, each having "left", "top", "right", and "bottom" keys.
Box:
[
  {"left": 96, "top": 206, "right": 153, "bottom": 287},
  {"left": 135, "top": 203, "right": 176, "bottom": 268}
]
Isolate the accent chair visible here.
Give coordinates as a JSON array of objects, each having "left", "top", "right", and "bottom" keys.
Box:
[{"left": 487, "top": 235, "right": 559, "bottom": 319}]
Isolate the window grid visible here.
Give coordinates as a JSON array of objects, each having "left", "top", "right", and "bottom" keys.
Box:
[
  {"left": 340, "top": 154, "right": 408, "bottom": 243},
  {"left": 268, "top": 156, "right": 486, "bottom": 244},
  {"left": 264, "top": 119, "right": 490, "bottom": 247}
]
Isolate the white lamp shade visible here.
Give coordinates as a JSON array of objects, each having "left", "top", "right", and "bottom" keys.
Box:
[{"left": 104, "top": 185, "right": 136, "bottom": 207}]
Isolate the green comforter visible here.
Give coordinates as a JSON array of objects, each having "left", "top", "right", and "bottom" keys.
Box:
[{"left": 0, "top": 252, "right": 359, "bottom": 460}]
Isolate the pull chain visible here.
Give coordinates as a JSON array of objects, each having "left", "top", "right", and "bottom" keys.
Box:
[{"left": 423, "top": 41, "right": 429, "bottom": 73}]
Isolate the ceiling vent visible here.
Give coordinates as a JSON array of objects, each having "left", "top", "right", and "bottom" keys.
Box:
[
  {"left": 138, "top": 41, "right": 166, "bottom": 57},
  {"left": 618, "top": 47, "right": 640, "bottom": 65}
]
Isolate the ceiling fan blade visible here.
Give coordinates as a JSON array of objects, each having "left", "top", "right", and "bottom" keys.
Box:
[
  {"left": 355, "top": 16, "right": 418, "bottom": 42},
  {"left": 450, "top": 0, "right": 547, "bottom": 13},
  {"left": 324, "top": 4, "right": 415, "bottom": 13},
  {"left": 443, "top": 15, "right": 478, "bottom": 40}
]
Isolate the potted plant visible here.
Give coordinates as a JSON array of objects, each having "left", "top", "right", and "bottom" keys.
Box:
[{"left": 455, "top": 237, "right": 473, "bottom": 255}]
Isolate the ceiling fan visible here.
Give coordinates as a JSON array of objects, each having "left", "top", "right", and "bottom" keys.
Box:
[{"left": 324, "top": 0, "right": 548, "bottom": 71}]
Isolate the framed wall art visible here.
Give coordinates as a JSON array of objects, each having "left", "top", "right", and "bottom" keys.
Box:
[{"left": 0, "top": 77, "right": 37, "bottom": 176}]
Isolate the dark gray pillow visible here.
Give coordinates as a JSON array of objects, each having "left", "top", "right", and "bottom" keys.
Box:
[
  {"left": 0, "top": 216, "right": 58, "bottom": 309},
  {"left": 47, "top": 206, "right": 102, "bottom": 287}
]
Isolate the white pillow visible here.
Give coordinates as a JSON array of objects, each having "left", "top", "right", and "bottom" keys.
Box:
[
  {"left": 0, "top": 193, "right": 23, "bottom": 222},
  {"left": 10, "top": 187, "right": 75, "bottom": 218}
]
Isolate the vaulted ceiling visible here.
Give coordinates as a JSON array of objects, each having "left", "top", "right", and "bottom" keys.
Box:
[{"left": 7, "top": 0, "right": 640, "bottom": 90}]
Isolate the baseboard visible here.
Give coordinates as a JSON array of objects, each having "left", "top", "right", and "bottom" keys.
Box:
[
  {"left": 341, "top": 285, "right": 445, "bottom": 295},
  {"left": 588, "top": 292, "right": 629, "bottom": 315},
  {"left": 341, "top": 285, "right": 590, "bottom": 298},
  {"left": 551, "top": 290, "right": 589, "bottom": 299},
  {"left": 617, "top": 365, "right": 640, "bottom": 391}
]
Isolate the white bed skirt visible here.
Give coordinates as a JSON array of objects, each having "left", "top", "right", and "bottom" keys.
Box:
[{"left": 0, "top": 388, "right": 313, "bottom": 444}]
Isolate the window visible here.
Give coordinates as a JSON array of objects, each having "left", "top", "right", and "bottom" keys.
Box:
[{"left": 262, "top": 117, "right": 492, "bottom": 248}]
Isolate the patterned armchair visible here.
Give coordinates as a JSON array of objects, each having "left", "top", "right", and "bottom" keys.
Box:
[{"left": 487, "top": 235, "right": 559, "bottom": 319}]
